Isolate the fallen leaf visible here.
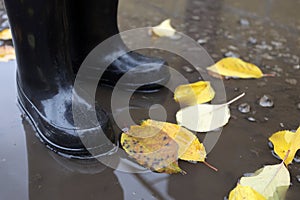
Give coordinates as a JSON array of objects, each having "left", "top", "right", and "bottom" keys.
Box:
[
  {"left": 269, "top": 127, "right": 300, "bottom": 165},
  {"left": 121, "top": 125, "right": 184, "bottom": 174},
  {"left": 0, "top": 28, "right": 12, "bottom": 40},
  {"left": 207, "top": 57, "right": 263, "bottom": 79},
  {"left": 174, "top": 81, "right": 215, "bottom": 106},
  {"left": 0, "top": 45, "right": 16, "bottom": 62},
  {"left": 176, "top": 93, "right": 245, "bottom": 132},
  {"left": 240, "top": 163, "right": 290, "bottom": 200},
  {"left": 141, "top": 119, "right": 206, "bottom": 162},
  {"left": 229, "top": 184, "right": 266, "bottom": 200},
  {"left": 152, "top": 19, "right": 176, "bottom": 37}
]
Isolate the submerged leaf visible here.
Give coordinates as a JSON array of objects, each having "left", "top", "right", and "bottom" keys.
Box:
[
  {"left": 152, "top": 19, "right": 176, "bottom": 37},
  {"left": 269, "top": 127, "right": 300, "bottom": 165},
  {"left": 0, "top": 45, "right": 15, "bottom": 62},
  {"left": 207, "top": 57, "right": 263, "bottom": 79},
  {"left": 0, "top": 28, "right": 12, "bottom": 40},
  {"left": 229, "top": 184, "right": 266, "bottom": 200},
  {"left": 121, "top": 125, "right": 184, "bottom": 174},
  {"left": 141, "top": 119, "right": 206, "bottom": 162},
  {"left": 240, "top": 163, "right": 290, "bottom": 200},
  {"left": 174, "top": 81, "right": 215, "bottom": 106},
  {"left": 176, "top": 93, "right": 245, "bottom": 132}
]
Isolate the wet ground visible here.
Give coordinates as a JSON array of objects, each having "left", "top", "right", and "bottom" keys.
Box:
[{"left": 1, "top": 0, "right": 300, "bottom": 199}]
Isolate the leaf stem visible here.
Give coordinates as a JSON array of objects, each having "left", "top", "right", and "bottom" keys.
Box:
[
  {"left": 226, "top": 93, "right": 245, "bottom": 105},
  {"left": 204, "top": 161, "right": 218, "bottom": 172}
]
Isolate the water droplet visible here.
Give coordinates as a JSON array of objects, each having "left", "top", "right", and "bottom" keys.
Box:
[
  {"left": 271, "top": 150, "right": 282, "bottom": 160},
  {"left": 247, "top": 117, "right": 256, "bottom": 122},
  {"left": 239, "top": 18, "right": 250, "bottom": 26},
  {"left": 259, "top": 95, "right": 274, "bottom": 108},
  {"left": 294, "top": 155, "right": 300, "bottom": 163},
  {"left": 182, "top": 66, "right": 194, "bottom": 73},
  {"left": 243, "top": 173, "right": 254, "bottom": 177},
  {"left": 285, "top": 78, "right": 297, "bottom": 85},
  {"left": 268, "top": 141, "right": 274, "bottom": 149},
  {"left": 238, "top": 103, "right": 250, "bottom": 113}
]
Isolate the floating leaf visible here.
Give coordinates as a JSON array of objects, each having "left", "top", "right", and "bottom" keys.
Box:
[
  {"left": 0, "top": 45, "right": 15, "bottom": 62},
  {"left": 269, "top": 127, "right": 300, "bottom": 165},
  {"left": 174, "top": 81, "right": 215, "bottom": 106},
  {"left": 207, "top": 57, "right": 263, "bottom": 79},
  {"left": 240, "top": 163, "right": 290, "bottom": 200},
  {"left": 176, "top": 93, "right": 245, "bottom": 132},
  {"left": 141, "top": 119, "right": 206, "bottom": 162},
  {"left": 0, "top": 28, "right": 12, "bottom": 40},
  {"left": 121, "top": 125, "right": 184, "bottom": 174},
  {"left": 229, "top": 184, "right": 266, "bottom": 200},
  {"left": 152, "top": 19, "right": 176, "bottom": 37}
]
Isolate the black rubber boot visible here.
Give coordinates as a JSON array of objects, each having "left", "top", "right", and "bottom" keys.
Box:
[
  {"left": 67, "top": 0, "right": 170, "bottom": 92},
  {"left": 4, "top": 0, "right": 116, "bottom": 158}
]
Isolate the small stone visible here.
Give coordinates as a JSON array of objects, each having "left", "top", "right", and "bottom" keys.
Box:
[
  {"left": 259, "top": 95, "right": 274, "bottom": 107},
  {"left": 264, "top": 117, "right": 269, "bottom": 121},
  {"left": 228, "top": 45, "right": 238, "bottom": 51},
  {"left": 285, "top": 78, "right": 297, "bottom": 85},
  {"left": 224, "top": 51, "right": 239, "bottom": 58},
  {"left": 191, "top": 16, "right": 200, "bottom": 20},
  {"left": 247, "top": 117, "right": 256, "bottom": 122},
  {"left": 297, "top": 103, "right": 300, "bottom": 110},
  {"left": 197, "top": 38, "right": 208, "bottom": 45},
  {"left": 1, "top": 20, "right": 9, "bottom": 28},
  {"left": 238, "top": 103, "right": 251, "bottom": 113},
  {"left": 248, "top": 37, "right": 257, "bottom": 44},
  {"left": 182, "top": 66, "right": 194, "bottom": 73},
  {"left": 261, "top": 53, "right": 274, "bottom": 60},
  {"left": 240, "top": 18, "right": 250, "bottom": 26},
  {"left": 296, "top": 175, "right": 300, "bottom": 183},
  {"left": 293, "top": 64, "right": 300, "bottom": 70},
  {"left": 271, "top": 41, "right": 283, "bottom": 48},
  {"left": 279, "top": 123, "right": 284, "bottom": 128}
]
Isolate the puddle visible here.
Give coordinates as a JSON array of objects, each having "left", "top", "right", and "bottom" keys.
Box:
[{"left": 1, "top": 0, "right": 300, "bottom": 199}]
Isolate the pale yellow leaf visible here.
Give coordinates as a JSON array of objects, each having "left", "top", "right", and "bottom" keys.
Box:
[
  {"left": 174, "top": 81, "right": 215, "bottom": 106},
  {"left": 207, "top": 57, "right": 263, "bottom": 78},
  {"left": 176, "top": 93, "right": 245, "bottom": 132},
  {"left": 152, "top": 19, "right": 176, "bottom": 37},
  {"left": 229, "top": 184, "right": 266, "bottom": 200},
  {"left": 269, "top": 127, "right": 300, "bottom": 165},
  {"left": 0, "top": 28, "right": 12, "bottom": 40},
  {"left": 240, "top": 163, "right": 290, "bottom": 200},
  {"left": 141, "top": 119, "right": 206, "bottom": 162}
]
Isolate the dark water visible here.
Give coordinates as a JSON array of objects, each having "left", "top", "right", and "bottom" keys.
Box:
[{"left": 1, "top": 0, "right": 300, "bottom": 199}]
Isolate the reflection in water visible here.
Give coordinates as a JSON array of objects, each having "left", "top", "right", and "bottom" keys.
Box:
[{"left": 0, "top": 61, "right": 28, "bottom": 200}]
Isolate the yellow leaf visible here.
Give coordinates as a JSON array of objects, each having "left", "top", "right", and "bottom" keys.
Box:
[
  {"left": 240, "top": 163, "right": 290, "bottom": 200},
  {"left": 176, "top": 93, "right": 245, "bottom": 132},
  {"left": 121, "top": 125, "right": 184, "bottom": 174},
  {"left": 174, "top": 81, "right": 215, "bottom": 106},
  {"left": 0, "top": 28, "right": 12, "bottom": 40},
  {"left": 141, "top": 119, "right": 206, "bottom": 162},
  {"left": 0, "top": 45, "right": 16, "bottom": 62},
  {"left": 152, "top": 19, "right": 176, "bottom": 37},
  {"left": 207, "top": 57, "right": 263, "bottom": 78},
  {"left": 269, "top": 127, "right": 300, "bottom": 165},
  {"left": 229, "top": 184, "right": 266, "bottom": 200}
]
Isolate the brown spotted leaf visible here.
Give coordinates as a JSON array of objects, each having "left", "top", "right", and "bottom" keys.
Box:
[{"left": 121, "top": 125, "right": 184, "bottom": 174}]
